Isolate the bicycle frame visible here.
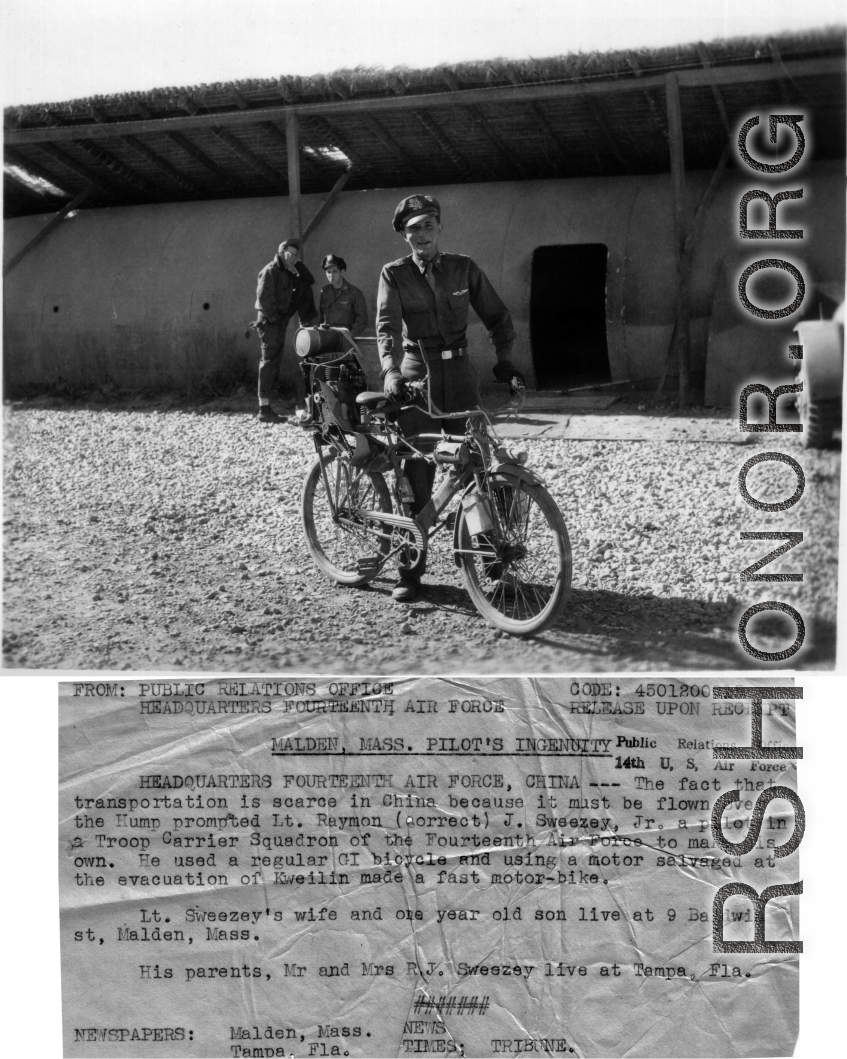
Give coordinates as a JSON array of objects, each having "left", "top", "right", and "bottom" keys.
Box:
[{"left": 300, "top": 329, "right": 540, "bottom": 572}]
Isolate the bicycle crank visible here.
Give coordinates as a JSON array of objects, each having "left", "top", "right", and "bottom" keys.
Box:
[{"left": 358, "top": 510, "right": 427, "bottom": 554}]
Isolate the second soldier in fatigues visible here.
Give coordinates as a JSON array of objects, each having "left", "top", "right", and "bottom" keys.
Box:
[
  {"left": 319, "top": 254, "right": 368, "bottom": 335},
  {"left": 376, "top": 194, "right": 524, "bottom": 602}
]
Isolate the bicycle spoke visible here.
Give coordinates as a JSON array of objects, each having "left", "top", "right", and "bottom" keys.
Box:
[{"left": 302, "top": 455, "right": 391, "bottom": 585}]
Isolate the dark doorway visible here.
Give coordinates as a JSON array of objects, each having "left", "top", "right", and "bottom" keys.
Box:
[{"left": 530, "top": 244, "right": 611, "bottom": 390}]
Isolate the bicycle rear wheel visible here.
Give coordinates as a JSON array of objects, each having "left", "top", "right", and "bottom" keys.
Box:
[
  {"left": 456, "top": 475, "right": 571, "bottom": 636},
  {"left": 301, "top": 453, "right": 392, "bottom": 585}
]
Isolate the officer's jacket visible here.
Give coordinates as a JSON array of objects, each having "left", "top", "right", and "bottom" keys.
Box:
[
  {"left": 376, "top": 252, "right": 514, "bottom": 373},
  {"left": 255, "top": 256, "right": 317, "bottom": 323},
  {"left": 319, "top": 281, "right": 368, "bottom": 334}
]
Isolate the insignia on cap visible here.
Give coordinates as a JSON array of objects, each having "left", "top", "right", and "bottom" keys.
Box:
[{"left": 407, "top": 196, "right": 423, "bottom": 210}]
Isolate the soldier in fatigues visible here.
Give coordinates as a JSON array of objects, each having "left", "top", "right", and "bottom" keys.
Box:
[
  {"left": 319, "top": 254, "right": 368, "bottom": 335},
  {"left": 376, "top": 194, "right": 524, "bottom": 601},
  {"left": 253, "top": 239, "right": 318, "bottom": 423}
]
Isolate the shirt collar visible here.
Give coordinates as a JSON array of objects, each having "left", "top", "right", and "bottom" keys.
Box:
[{"left": 412, "top": 251, "right": 441, "bottom": 273}]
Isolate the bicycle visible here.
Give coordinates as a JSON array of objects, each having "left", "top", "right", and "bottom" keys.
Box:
[{"left": 295, "top": 326, "right": 572, "bottom": 636}]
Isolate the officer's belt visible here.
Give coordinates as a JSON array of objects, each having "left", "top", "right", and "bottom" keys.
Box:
[{"left": 423, "top": 346, "right": 467, "bottom": 361}]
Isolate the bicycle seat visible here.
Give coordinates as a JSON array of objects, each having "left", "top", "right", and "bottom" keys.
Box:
[{"left": 355, "top": 391, "right": 392, "bottom": 411}]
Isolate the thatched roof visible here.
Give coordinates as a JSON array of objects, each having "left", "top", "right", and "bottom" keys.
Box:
[{"left": 4, "top": 27, "right": 845, "bottom": 218}]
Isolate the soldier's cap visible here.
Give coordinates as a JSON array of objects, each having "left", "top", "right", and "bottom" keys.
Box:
[
  {"left": 321, "top": 254, "right": 347, "bottom": 271},
  {"left": 278, "top": 239, "right": 301, "bottom": 254},
  {"left": 392, "top": 194, "right": 441, "bottom": 233}
]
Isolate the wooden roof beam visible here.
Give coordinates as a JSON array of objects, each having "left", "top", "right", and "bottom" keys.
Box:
[
  {"left": 133, "top": 98, "right": 239, "bottom": 190},
  {"left": 441, "top": 69, "right": 527, "bottom": 179},
  {"left": 182, "top": 91, "right": 283, "bottom": 188},
  {"left": 468, "top": 104, "right": 528, "bottom": 178},
  {"left": 168, "top": 130, "right": 241, "bottom": 190},
  {"left": 177, "top": 94, "right": 250, "bottom": 191},
  {"left": 75, "top": 138, "right": 159, "bottom": 194},
  {"left": 89, "top": 103, "right": 201, "bottom": 195},
  {"left": 583, "top": 95, "right": 633, "bottom": 174},
  {"left": 116, "top": 135, "right": 203, "bottom": 194},
  {"left": 6, "top": 56, "right": 842, "bottom": 144},
  {"left": 358, "top": 112, "right": 419, "bottom": 169},
  {"left": 208, "top": 125, "right": 284, "bottom": 187},
  {"left": 32, "top": 143, "right": 119, "bottom": 197},
  {"left": 220, "top": 86, "right": 323, "bottom": 184},
  {"left": 327, "top": 78, "right": 415, "bottom": 171},
  {"left": 414, "top": 110, "right": 476, "bottom": 181},
  {"left": 695, "top": 43, "right": 732, "bottom": 134},
  {"left": 506, "top": 70, "right": 567, "bottom": 174}
]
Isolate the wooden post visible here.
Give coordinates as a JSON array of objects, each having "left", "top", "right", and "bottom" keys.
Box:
[
  {"left": 3, "top": 187, "right": 90, "bottom": 277},
  {"left": 665, "top": 72, "right": 690, "bottom": 407},
  {"left": 652, "top": 144, "right": 730, "bottom": 404},
  {"left": 285, "top": 110, "right": 301, "bottom": 243}
]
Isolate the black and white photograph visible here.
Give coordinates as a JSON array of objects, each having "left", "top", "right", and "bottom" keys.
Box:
[{"left": 4, "top": 2, "right": 844, "bottom": 674}]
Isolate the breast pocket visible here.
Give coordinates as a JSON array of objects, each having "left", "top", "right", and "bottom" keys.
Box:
[{"left": 447, "top": 292, "right": 469, "bottom": 331}]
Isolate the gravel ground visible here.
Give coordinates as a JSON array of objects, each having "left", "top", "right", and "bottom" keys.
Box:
[{"left": 3, "top": 396, "right": 840, "bottom": 672}]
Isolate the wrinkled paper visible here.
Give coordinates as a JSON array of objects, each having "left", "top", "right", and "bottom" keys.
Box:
[{"left": 60, "top": 678, "right": 800, "bottom": 1057}]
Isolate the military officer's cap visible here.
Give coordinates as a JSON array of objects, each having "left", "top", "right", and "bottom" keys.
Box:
[
  {"left": 278, "top": 238, "right": 301, "bottom": 254},
  {"left": 321, "top": 254, "right": 347, "bottom": 271},
  {"left": 392, "top": 194, "right": 441, "bottom": 232}
]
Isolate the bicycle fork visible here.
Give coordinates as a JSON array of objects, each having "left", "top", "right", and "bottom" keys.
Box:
[{"left": 450, "top": 461, "right": 536, "bottom": 575}]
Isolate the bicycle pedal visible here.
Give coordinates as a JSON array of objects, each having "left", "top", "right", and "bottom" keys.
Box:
[{"left": 355, "top": 556, "right": 383, "bottom": 574}]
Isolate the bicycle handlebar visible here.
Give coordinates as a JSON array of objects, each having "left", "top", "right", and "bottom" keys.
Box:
[{"left": 402, "top": 377, "right": 525, "bottom": 420}]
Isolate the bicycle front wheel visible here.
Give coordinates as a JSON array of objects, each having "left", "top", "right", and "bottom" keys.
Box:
[
  {"left": 301, "top": 452, "right": 392, "bottom": 585},
  {"left": 455, "top": 475, "right": 572, "bottom": 636}
]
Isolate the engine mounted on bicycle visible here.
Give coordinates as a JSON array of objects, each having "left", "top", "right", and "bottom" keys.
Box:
[{"left": 294, "top": 327, "right": 390, "bottom": 470}]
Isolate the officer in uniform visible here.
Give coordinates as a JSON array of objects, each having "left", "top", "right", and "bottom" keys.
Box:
[
  {"left": 376, "top": 193, "right": 524, "bottom": 602},
  {"left": 319, "top": 254, "right": 368, "bottom": 335},
  {"left": 253, "top": 238, "right": 318, "bottom": 423}
]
